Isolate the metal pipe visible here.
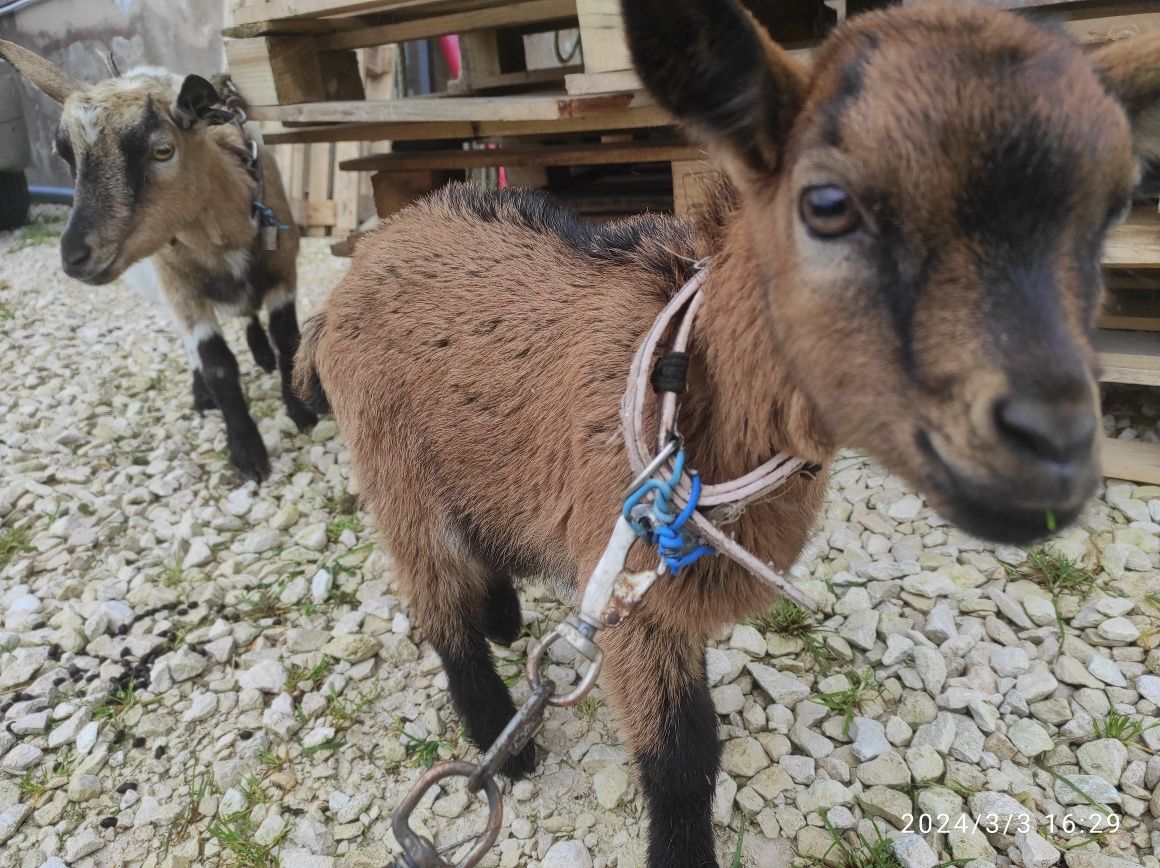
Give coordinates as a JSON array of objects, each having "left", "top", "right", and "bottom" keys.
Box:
[
  {"left": 0, "top": 0, "right": 53, "bottom": 18},
  {"left": 29, "top": 184, "right": 73, "bottom": 205}
]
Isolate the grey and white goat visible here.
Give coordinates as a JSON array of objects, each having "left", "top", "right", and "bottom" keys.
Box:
[{"left": 0, "top": 41, "right": 316, "bottom": 480}]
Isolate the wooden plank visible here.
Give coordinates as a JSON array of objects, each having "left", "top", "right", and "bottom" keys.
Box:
[
  {"left": 1095, "top": 329, "right": 1160, "bottom": 387},
  {"left": 371, "top": 169, "right": 454, "bottom": 217},
  {"left": 575, "top": 0, "right": 631, "bottom": 74},
  {"left": 340, "top": 139, "right": 697, "bottom": 171},
  {"left": 334, "top": 141, "right": 363, "bottom": 232},
  {"left": 1103, "top": 437, "right": 1160, "bottom": 485},
  {"left": 262, "top": 104, "right": 673, "bottom": 143},
  {"left": 447, "top": 66, "right": 579, "bottom": 95},
  {"left": 225, "top": 35, "right": 364, "bottom": 105},
  {"left": 317, "top": 0, "right": 576, "bottom": 50},
  {"left": 1065, "top": 11, "right": 1160, "bottom": 43},
  {"left": 249, "top": 90, "right": 647, "bottom": 123},
  {"left": 1104, "top": 209, "right": 1160, "bottom": 270},
  {"left": 291, "top": 197, "right": 338, "bottom": 226},
  {"left": 232, "top": 0, "right": 517, "bottom": 27},
  {"left": 672, "top": 159, "right": 721, "bottom": 219}
]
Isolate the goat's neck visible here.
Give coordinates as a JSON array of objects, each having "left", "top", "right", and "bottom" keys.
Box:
[
  {"left": 164, "top": 130, "right": 258, "bottom": 265},
  {"left": 680, "top": 200, "right": 832, "bottom": 482}
]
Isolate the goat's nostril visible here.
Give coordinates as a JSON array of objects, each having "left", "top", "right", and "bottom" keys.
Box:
[
  {"left": 995, "top": 397, "right": 1096, "bottom": 463},
  {"left": 61, "top": 236, "right": 93, "bottom": 269}
]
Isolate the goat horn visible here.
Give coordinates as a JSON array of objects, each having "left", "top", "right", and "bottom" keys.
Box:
[{"left": 0, "top": 39, "right": 84, "bottom": 103}]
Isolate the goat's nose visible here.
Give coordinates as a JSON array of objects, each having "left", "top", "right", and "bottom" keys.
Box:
[
  {"left": 995, "top": 396, "right": 1096, "bottom": 464},
  {"left": 61, "top": 235, "right": 92, "bottom": 269}
]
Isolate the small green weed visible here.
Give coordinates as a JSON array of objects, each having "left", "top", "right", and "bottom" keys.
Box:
[
  {"left": 730, "top": 817, "right": 748, "bottom": 868},
  {"left": 1008, "top": 549, "right": 1098, "bottom": 598},
  {"left": 808, "top": 815, "right": 905, "bottom": 868},
  {"left": 402, "top": 730, "right": 452, "bottom": 769},
  {"left": 810, "top": 668, "right": 880, "bottom": 737},
  {"left": 0, "top": 522, "right": 34, "bottom": 569},
  {"left": 13, "top": 219, "right": 63, "bottom": 251},
  {"left": 206, "top": 810, "right": 283, "bottom": 868},
  {"left": 577, "top": 696, "right": 601, "bottom": 719},
  {"left": 17, "top": 768, "right": 51, "bottom": 799},
  {"left": 1093, "top": 710, "right": 1160, "bottom": 744},
  {"left": 325, "top": 513, "right": 362, "bottom": 543},
  {"left": 326, "top": 684, "right": 381, "bottom": 730},
  {"left": 93, "top": 684, "right": 141, "bottom": 720},
  {"left": 285, "top": 658, "right": 332, "bottom": 695},
  {"left": 751, "top": 600, "right": 840, "bottom": 674}
]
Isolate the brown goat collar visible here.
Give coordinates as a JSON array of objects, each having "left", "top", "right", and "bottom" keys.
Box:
[{"left": 618, "top": 263, "right": 817, "bottom": 611}]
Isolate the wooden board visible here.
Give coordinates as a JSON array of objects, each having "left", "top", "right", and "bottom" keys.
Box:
[
  {"left": 232, "top": 0, "right": 519, "bottom": 26},
  {"left": 317, "top": 0, "right": 576, "bottom": 50},
  {"left": 1104, "top": 209, "right": 1160, "bottom": 270},
  {"left": 1103, "top": 437, "right": 1160, "bottom": 485},
  {"left": 671, "top": 159, "right": 720, "bottom": 219},
  {"left": 575, "top": 0, "right": 631, "bottom": 74},
  {"left": 250, "top": 89, "right": 657, "bottom": 123},
  {"left": 1095, "top": 329, "right": 1160, "bottom": 387},
  {"left": 339, "top": 138, "right": 697, "bottom": 171}
]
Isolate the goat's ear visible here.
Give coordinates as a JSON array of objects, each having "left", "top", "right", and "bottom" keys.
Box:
[
  {"left": 0, "top": 39, "right": 83, "bottom": 103},
  {"left": 620, "top": 0, "right": 809, "bottom": 175},
  {"left": 1091, "top": 34, "right": 1160, "bottom": 161},
  {"left": 173, "top": 74, "right": 233, "bottom": 129}
]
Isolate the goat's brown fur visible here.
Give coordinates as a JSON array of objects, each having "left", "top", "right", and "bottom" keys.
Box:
[{"left": 298, "top": 2, "right": 1160, "bottom": 864}]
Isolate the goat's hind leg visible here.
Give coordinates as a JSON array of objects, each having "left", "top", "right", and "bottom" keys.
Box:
[
  {"left": 265, "top": 289, "right": 318, "bottom": 432},
  {"left": 396, "top": 543, "right": 535, "bottom": 778}
]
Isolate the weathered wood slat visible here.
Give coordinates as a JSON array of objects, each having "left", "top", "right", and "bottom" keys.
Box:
[
  {"left": 339, "top": 139, "right": 697, "bottom": 171},
  {"left": 316, "top": 0, "right": 575, "bottom": 50},
  {"left": 1103, "top": 438, "right": 1160, "bottom": 485},
  {"left": 249, "top": 90, "right": 650, "bottom": 123},
  {"left": 262, "top": 104, "right": 673, "bottom": 142},
  {"left": 1105, "top": 210, "right": 1160, "bottom": 270},
  {"left": 232, "top": 0, "right": 516, "bottom": 27},
  {"left": 1095, "top": 329, "right": 1160, "bottom": 387}
]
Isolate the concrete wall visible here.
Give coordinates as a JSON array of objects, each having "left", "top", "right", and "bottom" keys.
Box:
[{"left": 0, "top": 0, "right": 225, "bottom": 185}]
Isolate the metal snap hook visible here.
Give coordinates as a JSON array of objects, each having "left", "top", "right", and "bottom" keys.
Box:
[
  {"left": 526, "top": 619, "right": 603, "bottom": 707},
  {"left": 391, "top": 761, "right": 503, "bottom": 868}
]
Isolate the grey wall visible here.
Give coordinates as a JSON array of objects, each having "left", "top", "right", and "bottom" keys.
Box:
[{"left": 0, "top": 0, "right": 225, "bottom": 185}]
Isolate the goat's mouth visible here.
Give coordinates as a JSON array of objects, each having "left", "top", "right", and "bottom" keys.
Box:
[
  {"left": 68, "top": 254, "right": 124, "bottom": 286},
  {"left": 915, "top": 430, "right": 1096, "bottom": 545}
]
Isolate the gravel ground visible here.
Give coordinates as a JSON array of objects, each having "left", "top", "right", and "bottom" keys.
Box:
[{"left": 1, "top": 210, "right": 1159, "bottom": 868}]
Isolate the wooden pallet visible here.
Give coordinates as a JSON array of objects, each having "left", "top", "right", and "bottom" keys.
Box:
[
  {"left": 268, "top": 140, "right": 365, "bottom": 236},
  {"left": 226, "top": 0, "right": 585, "bottom": 105},
  {"left": 1103, "top": 438, "right": 1160, "bottom": 485}
]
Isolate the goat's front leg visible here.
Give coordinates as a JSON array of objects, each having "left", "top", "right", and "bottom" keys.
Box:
[
  {"left": 265, "top": 289, "right": 318, "bottom": 432},
  {"left": 174, "top": 303, "right": 271, "bottom": 482},
  {"left": 602, "top": 617, "right": 720, "bottom": 868}
]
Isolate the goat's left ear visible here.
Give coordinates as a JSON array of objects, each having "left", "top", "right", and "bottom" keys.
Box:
[
  {"left": 173, "top": 74, "right": 233, "bottom": 130},
  {"left": 1091, "top": 34, "right": 1160, "bottom": 161},
  {"left": 620, "top": 0, "right": 809, "bottom": 178}
]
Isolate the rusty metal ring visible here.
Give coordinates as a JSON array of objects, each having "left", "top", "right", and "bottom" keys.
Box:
[
  {"left": 391, "top": 761, "right": 503, "bottom": 868},
  {"left": 526, "top": 620, "right": 604, "bottom": 707}
]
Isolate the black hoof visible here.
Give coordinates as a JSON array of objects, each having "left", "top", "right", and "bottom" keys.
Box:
[
  {"left": 228, "top": 432, "right": 271, "bottom": 482},
  {"left": 287, "top": 400, "right": 319, "bottom": 434},
  {"left": 500, "top": 741, "right": 537, "bottom": 780}
]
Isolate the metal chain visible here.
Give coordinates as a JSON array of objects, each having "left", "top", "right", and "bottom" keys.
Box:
[{"left": 388, "top": 618, "right": 605, "bottom": 868}]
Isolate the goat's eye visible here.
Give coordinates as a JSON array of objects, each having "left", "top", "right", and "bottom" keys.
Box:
[
  {"left": 151, "top": 143, "right": 175, "bottom": 162},
  {"left": 800, "top": 185, "right": 861, "bottom": 238}
]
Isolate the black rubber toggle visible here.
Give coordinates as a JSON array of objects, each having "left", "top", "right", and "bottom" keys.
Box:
[{"left": 651, "top": 351, "right": 690, "bottom": 394}]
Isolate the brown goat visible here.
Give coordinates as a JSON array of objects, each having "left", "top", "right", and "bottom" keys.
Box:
[
  {"left": 297, "top": 2, "right": 1160, "bottom": 864},
  {"left": 0, "top": 42, "right": 317, "bottom": 481}
]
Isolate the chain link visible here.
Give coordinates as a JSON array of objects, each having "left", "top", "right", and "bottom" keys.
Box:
[{"left": 389, "top": 617, "right": 606, "bottom": 868}]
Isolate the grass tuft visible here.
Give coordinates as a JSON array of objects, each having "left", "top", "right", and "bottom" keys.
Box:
[
  {"left": 0, "top": 521, "right": 34, "bottom": 569},
  {"left": 808, "top": 815, "right": 905, "bottom": 868},
  {"left": 810, "top": 668, "right": 881, "bottom": 737},
  {"left": 1093, "top": 710, "right": 1160, "bottom": 744},
  {"left": 1008, "top": 549, "right": 1099, "bottom": 598}
]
